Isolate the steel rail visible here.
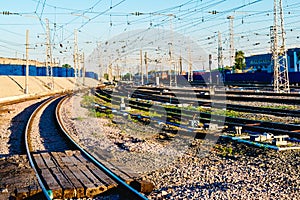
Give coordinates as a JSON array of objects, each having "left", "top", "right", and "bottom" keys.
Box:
[
  {"left": 98, "top": 88, "right": 300, "bottom": 118},
  {"left": 130, "top": 88, "right": 300, "bottom": 104},
  {"left": 25, "top": 95, "right": 60, "bottom": 200},
  {"left": 131, "top": 86, "right": 300, "bottom": 97},
  {"left": 55, "top": 95, "right": 148, "bottom": 200},
  {"left": 95, "top": 90, "right": 300, "bottom": 138}
]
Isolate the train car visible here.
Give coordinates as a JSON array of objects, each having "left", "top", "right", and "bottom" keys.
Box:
[{"left": 190, "top": 71, "right": 300, "bottom": 85}]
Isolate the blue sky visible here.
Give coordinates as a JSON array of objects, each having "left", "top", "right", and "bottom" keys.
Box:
[{"left": 0, "top": 0, "right": 300, "bottom": 71}]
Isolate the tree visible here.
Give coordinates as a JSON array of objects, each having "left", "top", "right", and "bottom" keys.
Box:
[
  {"left": 62, "top": 63, "right": 71, "bottom": 68},
  {"left": 234, "top": 50, "right": 246, "bottom": 70},
  {"left": 104, "top": 73, "right": 109, "bottom": 80},
  {"left": 123, "top": 73, "right": 132, "bottom": 80}
]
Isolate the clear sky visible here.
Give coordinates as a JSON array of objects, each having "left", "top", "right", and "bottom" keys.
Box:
[{"left": 0, "top": 0, "right": 300, "bottom": 72}]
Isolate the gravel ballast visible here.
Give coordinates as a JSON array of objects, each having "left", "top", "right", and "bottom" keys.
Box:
[{"left": 60, "top": 92, "right": 300, "bottom": 199}]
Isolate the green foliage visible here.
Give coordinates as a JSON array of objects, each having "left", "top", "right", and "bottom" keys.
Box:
[
  {"left": 131, "top": 118, "right": 139, "bottom": 123},
  {"left": 215, "top": 145, "right": 234, "bottom": 156},
  {"left": 261, "top": 105, "right": 297, "bottom": 110},
  {"left": 224, "top": 65, "right": 232, "bottom": 70},
  {"left": 122, "top": 72, "right": 132, "bottom": 80},
  {"left": 94, "top": 111, "right": 113, "bottom": 119},
  {"left": 225, "top": 110, "right": 241, "bottom": 118},
  {"left": 107, "top": 113, "right": 114, "bottom": 119},
  {"left": 95, "top": 112, "right": 106, "bottom": 118},
  {"left": 62, "top": 63, "right": 72, "bottom": 68},
  {"left": 211, "top": 109, "right": 240, "bottom": 117},
  {"left": 234, "top": 50, "right": 246, "bottom": 70},
  {"left": 81, "top": 95, "right": 97, "bottom": 108},
  {"left": 104, "top": 73, "right": 109, "bottom": 80},
  {"left": 186, "top": 105, "right": 198, "bottom": 111},
  {"left": 74, "top": 116, "right": 84, "bottom": 121}
]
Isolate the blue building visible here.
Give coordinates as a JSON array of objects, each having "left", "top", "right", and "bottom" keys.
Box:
[{"left": 245, "top": 48, "right": 300, "bottom": 73}]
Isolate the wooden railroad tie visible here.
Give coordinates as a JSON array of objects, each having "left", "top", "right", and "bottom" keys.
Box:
[
  {"left": 31, "top": 151, "right": 118, "bottom": 199},
  {"left": 29, "top": 150, "right": 154, "bottom": 199}
]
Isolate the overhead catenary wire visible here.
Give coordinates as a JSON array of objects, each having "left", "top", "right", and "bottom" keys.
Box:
[{"left": 1, "top": 0, "right": 300, "bottom": 67}]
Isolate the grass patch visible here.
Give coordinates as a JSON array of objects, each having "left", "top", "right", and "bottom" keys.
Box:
[
  {"left": 261, "top": 105, "right": 297, "bottom": 110},
  {"left": 73, "top": 116, "right": 85, "bottom": 121},
  {"left": 214, "top": 144, "right": 234, "bottom": 156},
  {"left": 211, "top": 109, "right": 241, "bottom": 118}
]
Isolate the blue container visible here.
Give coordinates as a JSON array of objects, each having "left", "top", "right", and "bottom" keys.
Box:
[
  {"left": 61, "top": 67, "right": 67, "bottom": 77},
  {"left": 52, "top": 67, "right": 59, "bottom": 77},
  {"left": 67, "top": 68, "right": 75, "bottom": 77},
  {"left": 0, "top": 64, "right": 12, "bottom": 75},
  {"left": 13, "top": 65, "right": 24, "bottom": 75},
  {"left": 37, "top": 67, "right": 47, "bottom": 76},
  {"left": 85, "top": 71, "right": 93, "bottom": 78},
  {"left": 29, "top": 65, "right": 37, "bottom": 76}
]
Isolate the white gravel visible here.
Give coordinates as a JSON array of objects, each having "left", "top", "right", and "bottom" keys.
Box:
[
  {"left": 0, "top": 98, "right": 47, "bottom": 157},
  {"left": 61, "top": 93, "right": 199, "bottom": 174}
]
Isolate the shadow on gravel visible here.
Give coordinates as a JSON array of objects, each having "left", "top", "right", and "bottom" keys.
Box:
[
  {"left": 38, "top": 98, "right": 75, "bottom": 152},
  {"left": 5, "top": 100, "right": 45, "bottom": 157}
]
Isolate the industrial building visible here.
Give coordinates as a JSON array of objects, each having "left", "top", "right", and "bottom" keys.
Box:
[{"left": 245, "top": 48, "right": 300, "bottom": 73}]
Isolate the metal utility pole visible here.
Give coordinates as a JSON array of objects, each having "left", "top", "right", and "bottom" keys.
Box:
[
  {"left": 209, "top": 54, "right": 212, "bottom": 85},
  {"left": 25, "top": 30, "right": 29, "bottom": 94},
  {"left": 169, "top": 14, "right": 175, "bottom": 87},
  {"left": 209, "top": 54, "right": 215, "bottom": 95},
  {"left": 174, "top": 58, "right": 177, "bottom": 87},
  {"left": 108, "top": 62, "right": 113, "bottom": 82},
  {"left": 218, "top": 31, "right": 224, "bottom": 70},
  {"left": 271, "top": 0, "right": 290, "bottom": 93},
  {"left": 81, "top": 52, "right": 85, "bottom": 86},
  {"left": 140, "top": 49, "right": 144, "bottom": 85},
  {"left": 144, "top": 52, "right": 148, "bottom": 84},
  {"left": 188, "top": 47, "right": 193, "bottom": 82},
  {"left": 107, "top": 52, "right": 113, "bottom": 82},
  {"left": 74, "top": 29, "right": 79, "bottom": 84},
  {"left": 97, "top": 42, "right": 102, "bottom": 81},
  {"left": 179, "top": 56, "right": 183, "bottom": 75},
  {"left": 45, "top": 18, "right": 54, "bottom": 90},
  {"left": 218, "top": 31, "right": 224, "bottom": 83},
  {"left": 227, "top": 15, "right": 235, "bottom": 68}
]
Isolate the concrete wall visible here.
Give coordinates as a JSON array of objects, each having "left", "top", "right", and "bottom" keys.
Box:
[{"left": 0, "top": 75, "right": 99, "bottom": 99}]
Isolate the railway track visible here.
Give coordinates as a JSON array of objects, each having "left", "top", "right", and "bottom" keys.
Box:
[
  {"left": 95, "top": 89, "right": 300, "bottom": 139},
  {"left": 24, "top": 94, "right": 148, "bottom": 199},
  {"left": 125, "top": 86, "right": 300, "bottom": 105},
  {"left": 98, "top": 88, "right": 300, "bottom": 118}
]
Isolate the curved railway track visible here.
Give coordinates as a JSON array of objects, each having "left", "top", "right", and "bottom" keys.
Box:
[{"left": 25, "top": 94, "right": 148, "bottom": 199}]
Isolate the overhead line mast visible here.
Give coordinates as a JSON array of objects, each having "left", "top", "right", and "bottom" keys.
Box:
[
  {"left": 272, "top": 0, "right": 290, "bottom": 93},
  {"left": 227, "top": 15, "right": 235, "bottom": 68},
  {"left": 74, "top": 29, "right": 79, "bottom": 84},
  {"left": 45, "top": 18, "right": 54, "bottom": 90}
]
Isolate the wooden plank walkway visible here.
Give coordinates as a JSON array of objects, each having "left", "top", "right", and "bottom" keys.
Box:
[{"left": 31, "top": 150, "right": 137, "bottom": 199}]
